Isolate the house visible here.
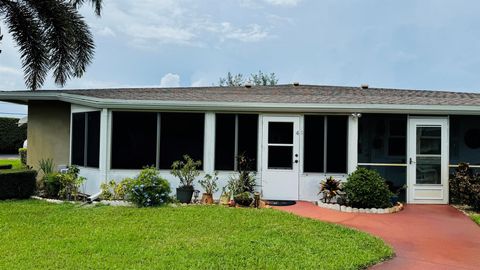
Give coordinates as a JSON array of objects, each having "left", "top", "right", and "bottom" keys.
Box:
[{"left": 1, "top": 84, "right": 480, "bottom": 204}]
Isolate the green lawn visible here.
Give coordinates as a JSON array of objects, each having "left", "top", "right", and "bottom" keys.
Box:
[
  {"left": 470, "top": 212, "right": 480, "bottom": 225},
  {"left": 0, "top": 200, "right": 393, "bottom": 269},
  {"left": 0, "top": 159, "right": 22, "bottom": 170}
]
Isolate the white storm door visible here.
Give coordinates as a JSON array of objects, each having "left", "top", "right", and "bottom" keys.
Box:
[
  {"left": 407, "top": 117, "right": 449, "bottom": 204},
  {"left": 261, "top": 116, "right": 300, "bottom": 200}
]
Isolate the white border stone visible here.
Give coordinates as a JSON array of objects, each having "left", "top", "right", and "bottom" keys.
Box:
[{"left": 317, "top": 200, "right": 404, "bottom": 214}]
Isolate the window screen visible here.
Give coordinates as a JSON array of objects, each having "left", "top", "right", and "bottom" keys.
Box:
[
  {"left": 450, "top": 115, "right": 480, "bottom": 165},
  {"left": 214, "top": 114, "right": 258, "bottom": 171},
  {"left": 71, "top": 113, "right": 86, "bottom": 166},
  {"left": 111, "top": 112, "right": 157, "bottom": 169},
  {"left": 159, "top": 113, "right": 204, "bottom": 169},
  {"left": 326, "top": 116, "right": 348, "bottom": 173},
  {"left": 303, "top": 115, "right": 324, "bottom": 173},
  {"left": 71, "top": 111, "right": 100, "bottom": 168}
]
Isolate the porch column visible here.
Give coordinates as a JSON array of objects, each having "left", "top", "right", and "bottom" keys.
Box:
[
  {"left": 203, "top": 112, "right": 215, "bottom": 174},
  {"left": 99, "top": 108, "right": 109, "bottom": 183},
  {"left": 347, "top": 115, "right": 359, "bottom": 174}
]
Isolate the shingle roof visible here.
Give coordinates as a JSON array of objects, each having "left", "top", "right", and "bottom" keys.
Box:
[
  {"left": 3, "top": 84, "right": 480, "bottom": 106},
  {"left": 47, "top": 85, "right": 480, "bottom": 105}
]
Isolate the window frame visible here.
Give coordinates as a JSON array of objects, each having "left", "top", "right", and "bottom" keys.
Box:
[
  {"left": 214, "top": 113, "right": 259, "bottom": 172},
  {"left": 70, "top": 111, "right": 101, "bottom": 168},
  {"left": 302, "top": 114, "right": 348, "bottom": 174}
]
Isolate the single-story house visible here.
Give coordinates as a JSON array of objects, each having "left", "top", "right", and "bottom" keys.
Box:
[{"left": 1, "top": 84, "right": 479, "bottom": 204}]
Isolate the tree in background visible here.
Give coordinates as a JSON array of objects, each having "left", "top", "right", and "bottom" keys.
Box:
[
  {"left": 219, "top": 71, "right": 278, "bottom": 86},
  {"left": 0, "top": 117, "right": 26, "bottom": 154},
  {"left": 0, "top": 0, "right": 102, "bottom": 90}
]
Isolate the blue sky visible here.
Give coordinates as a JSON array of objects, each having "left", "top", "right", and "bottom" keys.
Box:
[{"left": 1, "top": 0, "right": 480, "bottom": 116}]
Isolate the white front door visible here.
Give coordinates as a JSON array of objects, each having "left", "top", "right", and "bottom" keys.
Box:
[
  {"left": 407, "top": 117, "right": 449, "bottom": 204},
  {"left": 261, "top": 116, "right": 300, "bottom": 200}
]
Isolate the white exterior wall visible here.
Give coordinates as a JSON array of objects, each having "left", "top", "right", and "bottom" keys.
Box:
[{"left": 74, "top": 109, "right": 359, "bottom": 201}]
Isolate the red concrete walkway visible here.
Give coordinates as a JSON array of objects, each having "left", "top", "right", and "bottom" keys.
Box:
[{"left": 274, "top": 202, "right": 480, "bottom": 270}]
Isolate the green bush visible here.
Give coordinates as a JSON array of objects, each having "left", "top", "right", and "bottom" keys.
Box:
[
  {"left": 100, "top": 179, "right": 131, "bottom": 200},
  {"left": 450, "top": 163, "right": 480, "bottom": 210},
  {"left": 234, "top": 192, "right": 253, "bottom": 206},
  {"left": 0, "top": 169, "right": 37, "bottom": 199},
  {"left": 0, "top": 118, "right": 27, "bottom": 154},
  {"left": 343, "top": 168, "right": 393, "bottom": 209},
  {"left": 18, "top": 148, "right": 27, "bottom": 166},
  {"left": 43, "top": 173, "right": 62, "bottom": 198},
  {"left": 127, "top": 167, "right": 171, "bottom": 207}
]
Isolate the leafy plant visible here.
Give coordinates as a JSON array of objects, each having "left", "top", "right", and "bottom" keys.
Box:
[
  {"left": 43, "top": 173, "right": 62, "bottom": 198},
  {"left": 127, "top": 167, "right": 171, "bottom": 207},
  {"left": 18, "top": 148, "right": 27, "bottom": 166},
  {"left": 234, "top": 192, "right": 253, "bottom": 207},
  {"left": 171, "top": 155, "right": 201, "bottom": 190},
  {"left": 58, "top": 165, "right": 86, "bottom": 201},
  {"left": 38, "top": 158, "right": 55, "bottom": 175},
  {"left": 227, "top": 153, "right": 256, "bottom": 196},
  {"left": 100, "top": 179, "right": 132, "bottom": 200},
  {"left": 199, "top": 172, "right": 219, "bottom": 195},
  {"left": 342, "top": 167, "right": 393, "bottom": 209},
  {"left": 319, "top": 176, "right": 342, "bottom": 203},
  {"left": 450, "top": 163, "right": 480, "bottom": 210}
]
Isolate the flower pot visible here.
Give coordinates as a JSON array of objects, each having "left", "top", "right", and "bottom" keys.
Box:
[
  {"left": 176, "top": 187, "right": 194, "bottom": 204},
  {"left": 201, "top": 193, "right": 214, "bottom": 204},
  {"left": 219, "top": 194, "right": 230, "bottom": 205}
]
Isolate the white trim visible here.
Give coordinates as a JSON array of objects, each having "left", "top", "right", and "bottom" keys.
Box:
[
  {"left": 204, "top": 112, "right": 215, "bottom": 174},
  {"left": 347, "top": 115, "right": 358, "bottom": 174},
  {"left": 99, "top": 109, "right": 108, "bottom": 184}
]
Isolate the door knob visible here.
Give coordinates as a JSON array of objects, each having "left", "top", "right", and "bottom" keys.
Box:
[
  {"left": 294, "top": 160, "right": 299, "bottom": 163},
  {"left": 295, "top": 154, "right": 298, "bottom": 157}
]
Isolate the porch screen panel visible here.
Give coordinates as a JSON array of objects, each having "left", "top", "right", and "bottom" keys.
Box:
[
  {"left": 111, "top": 112, "right": 157, "bottom": 169},
  {"left": 214, "top": 114, "right": 258, "bottom": 171},
  {"left": 326, "top": 116, "right": 348, "bottom": 173},
  {"left": 450, "top": 116, "right": 480, "bottom": 166},
  {"left": 159, "top": 113, "right": 204, "bottom": 170},
  {"left": 358, "top": 114, "right": 407, "bottom": 200},
  {"left": 71, "top": 113, "right": 86, "bottom": 166},
  {"left": 86, "top": 111, "right": 100, "bottom": 167},
  {"left": 237, "top": 114, "right": 258, "bottom": 171},
  {"left": 303, "top": 115, "right": 325, "bottom": 172},
  {"left": 214, "top": 114, "right": 235, "bottom": 170}
]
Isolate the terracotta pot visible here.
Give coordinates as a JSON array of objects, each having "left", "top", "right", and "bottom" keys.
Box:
[
  {"left": 201, "top": 193, "right": 214, "bottom": 204},
  {"left": 219, "top": 194, "right": 230, "bottom": 205}
]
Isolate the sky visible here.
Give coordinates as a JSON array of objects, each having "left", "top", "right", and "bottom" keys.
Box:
[{"left": 1, "top": 0, "right": 480, "bottom": 116}]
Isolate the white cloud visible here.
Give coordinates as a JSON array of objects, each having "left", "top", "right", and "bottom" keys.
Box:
[
  {"left": 220, "top": 23, "right": 269, "bottom": 42},
  {"left": 160, "top": 73, "right": 181, "bottom": 87},
  {"left": 96, "top": 26, "right": 116, "bottom": 37},
  {"left": 264, "top": 0, "right": 301, "bottom": 6},
  {"left": 191, "top": 78, "right": 209, "bottom": 87},
  {"left": 0, "top": 65, "right": 21, "bottom": 75}
]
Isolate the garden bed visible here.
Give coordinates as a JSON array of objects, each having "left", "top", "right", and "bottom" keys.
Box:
[{"left": 317, "top": 201, "right": 404, "bottom": 214}]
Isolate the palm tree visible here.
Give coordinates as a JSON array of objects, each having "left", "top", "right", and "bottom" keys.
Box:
[{"left": 0, "top": 0, "right": 102, "bottom": 90}]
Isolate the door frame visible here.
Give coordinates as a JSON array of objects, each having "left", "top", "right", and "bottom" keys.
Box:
[
  {"left": 407, "top": 116, "right": 449, "bottom": 204},
  {"left": 261, "top": 115, "right": 301, "bottom": 200}
]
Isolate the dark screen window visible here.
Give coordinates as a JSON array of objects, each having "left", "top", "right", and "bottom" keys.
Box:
[
  {"left": 304, "top": 115, "right": 325, "bottom": 173},
  {"left": 214, "top": 114, "right": 258, "bottom": 171},
  {"left": 326, "top": 116, "right": 348, "bottom": 173},
  {"left": 268, "top": 146, "right": 293, "bottom": 169},
  {"left": 111, "top": 112, "right": 157, "bottom": 169},
  {"left": 215, "top": 114, "right": 235, "bottom": 170},
  {"left": 237, "top": 114, "right": 258, "bottom": 170},
  {"left": 71, "top": 111, "right": 100, "bottom": 168},
  {"left": 71, "top": 113, "right": 86, "bottom": 166},
  {"left": 159, "top": 113, "right": 204, "bottom": 169},
  {"left": 86, "top": 112, "right": 100, "bottom": 167}
]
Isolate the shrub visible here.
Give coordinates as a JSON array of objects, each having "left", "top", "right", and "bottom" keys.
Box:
[
  {"left": 0, "top": 118, "right": 27, "bottom": 154},
  {"left": 171, "top": 155, "right": 201, "bottom": 190},
  {"left": 43, "top": 173, "right": 62, "bottom": 198},
  {"left": 234, "top": 192, "right": 253, "bottom": 207},
  {"left": 198, "top": 172, "right": 219, "bottom": 195},
  {"left": 450, "top": 163, "right": 480, "bottom": 210},
  {"left": 58, "top": 166, "right": 86, "bottom": 201},
  {"left": 0, "top": 169, "right": 37, "bottom": 199},
  {"left": 227, "top": 153, "right": 256, "bottom": 196},
  {"left": 18, "top": 148, "right": 27, "bottom": 166},
  {"left": 319, "top": 176, "right": 342, "bottom": 203},
  {"left": 343, "top": 168, "right": 393, "bottom": 209},
  {"left": 38, "top": 158, "right": 55, "bottom": 176},
  {"left": 127, "top": 167, "right": 171, "bottom": 207},
  {"left": 100, "top": 179, "right": 131, "bottom": 200}
]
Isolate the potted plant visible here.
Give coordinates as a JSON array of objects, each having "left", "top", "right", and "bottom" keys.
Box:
[
  {"left": 171, "top": 155, "right": 201, "bottom": 204},
  {"left": 219, "top": 187, "right": 230, "bottom": 205},
  {"left": 319, "top": 176, "right": 342, "bottom": 203},
  {"left": 198, "top": 172, "right": 218, "bottom": 204},
  {"left": 234, "top": 192, "right": 253, "bottom": 207}
]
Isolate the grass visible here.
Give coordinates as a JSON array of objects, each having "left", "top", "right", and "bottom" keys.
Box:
[
  {"left": 453, "top": 204, "right": 480, "bottom": 226},
  {"left": 0, "top": 200, "right": 393, "bottom": 269},
  {"left": 470, "top": 213, "right": 480, "bottom": 225},
  {"left": 0, "top": 159, "right": 22, "bottom": 170}
]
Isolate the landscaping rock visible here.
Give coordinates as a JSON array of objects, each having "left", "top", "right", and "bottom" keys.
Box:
[
  {"left": 371, "top": 208, "right": 378, "bottom": 214},
  {"left": 345, "top": 207, "right": 352, "bottom": 213},
  {"left": 352, "top": 208, "right": 359, "bottom": 213},
  {"left": 359, "top": 208, "right": 365, "bottom": 213},
  {"left": 340, "top": 205, "right": 346, "bottom": 212}
]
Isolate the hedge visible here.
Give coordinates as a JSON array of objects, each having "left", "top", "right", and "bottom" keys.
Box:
[
  {"left": 0, "top": 117, "right": 27, "bottom": 154},
  {"left": 0, "top": 170, "right": 37, "bottom": 200}
]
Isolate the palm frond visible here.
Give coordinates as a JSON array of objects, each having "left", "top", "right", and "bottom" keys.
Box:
[{"left": 70, "top": 0, "right": 102, "bottom": 16}]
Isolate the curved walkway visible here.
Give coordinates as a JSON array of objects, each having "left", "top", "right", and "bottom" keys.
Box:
[{"left": 274, "top": 202, "right": 480, "bottom": 269}]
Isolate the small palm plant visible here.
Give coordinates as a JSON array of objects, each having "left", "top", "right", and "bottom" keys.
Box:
[{"left": 319, "top": 176, "right": 342, "bottom": 203}]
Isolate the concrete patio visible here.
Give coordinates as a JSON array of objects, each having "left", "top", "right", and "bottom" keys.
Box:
[{"left": 274, "top": 202, "right": 480, "bottom": 270}]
